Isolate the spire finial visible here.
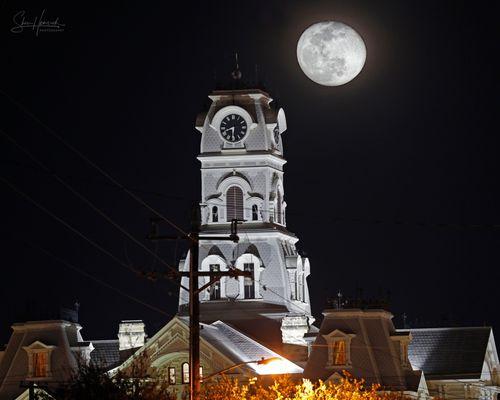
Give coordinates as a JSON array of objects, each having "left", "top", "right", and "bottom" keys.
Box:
[
  {"left": 231, "top": 52, "right": 242, "bottom": 80},
  {"left": 335, "top": 290, "right": 344, "bottom": 309}
]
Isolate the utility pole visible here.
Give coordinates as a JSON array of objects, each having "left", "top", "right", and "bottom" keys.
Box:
[
  {"left": 148, "top": 206, "right": 250, "bottom": 400},
  {"left": 188, "top": 207, "right": 201, "bottom": 400},
  {"left": 19, "top": 381, "right": 36, "bottom": 400}
]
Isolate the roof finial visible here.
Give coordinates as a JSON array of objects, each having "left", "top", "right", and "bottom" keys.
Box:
[
  {"left": 335, "top": 290, "right": 344, "bottom": 309},
  {"left": 231, "top": 52, "right": 242, "bottom": 80}
]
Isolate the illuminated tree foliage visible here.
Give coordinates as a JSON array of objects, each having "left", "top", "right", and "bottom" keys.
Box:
[
  {"left": 201, "top": 374, "right": 407, "bottom": 400},
  {"left": 36, "top": 363, "right": 406, "bottom": 400}
]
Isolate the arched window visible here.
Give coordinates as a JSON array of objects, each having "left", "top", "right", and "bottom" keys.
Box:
[
  {"left": 182, "top": 362, "right": 189, "bottom": 384},
  {"left": 243, "top": 263, "right": 255, "bottom": 299},
  {"left": 209, "top": 264, "right": 221, "bottom": 300},
  {"left": 226, "top": 186, "right": 244, "bottom": 221},
  {"left": 277, "top": 191, "right": 282, "bottom": 224},
  {"left": 252, "top": 205, "right": 259, "bottom": 221},
  {"left": 212, "top": 206, "right": 218, "bottom": 223},
  {"left": 301, "top": 273, "right": 306, "bottom": 301},
  {"left": 297, "top": 272, "right": 304, "bottom": 302}
]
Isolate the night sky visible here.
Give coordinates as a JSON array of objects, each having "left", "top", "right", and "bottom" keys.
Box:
[{"left": 1, "top": 0, "right": 499, "bottom": 344}]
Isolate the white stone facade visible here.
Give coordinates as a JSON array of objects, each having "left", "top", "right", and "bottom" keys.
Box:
[{"left": 178, "top": 88, "right": 313, "bottom": 338}]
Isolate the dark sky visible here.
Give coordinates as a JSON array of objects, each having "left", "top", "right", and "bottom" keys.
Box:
[{"left": 1, "top": 0, "right": 499, "bottom": 344}]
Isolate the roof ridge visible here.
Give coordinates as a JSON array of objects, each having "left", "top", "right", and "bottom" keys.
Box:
[{"left": 398, "top": 326, "right": 491, "bottom": 332}]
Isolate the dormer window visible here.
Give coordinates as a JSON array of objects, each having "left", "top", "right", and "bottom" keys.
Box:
[
  {"left": 33, "top": 352, "right": 47, "bottom": 377},
  {"left": 391, "top": 334, "right": 412, "bottom": 369},
  {"left": 212, "top": 206, "right": 219, "bottom": 222},
  {"left": 331, "top": 340, "right": 346, "bottom": 365},
  {"left": 23, "top": 341, "right": 56, "bottom": 379},
  {"left": 322, "top": 330, "right": 355, "bottom": 368}
]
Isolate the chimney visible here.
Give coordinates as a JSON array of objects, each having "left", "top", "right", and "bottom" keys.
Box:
[
  {"left": 281, "top": 314, "right": 309, "bottom": 345},
  {"left": 118, "top": 320, "right": 146, "bottom": 351}
]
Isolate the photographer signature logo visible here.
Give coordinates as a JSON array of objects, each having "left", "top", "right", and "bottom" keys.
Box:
[{"left": 11, "top": 9, "right": 66, "bottom": 36}]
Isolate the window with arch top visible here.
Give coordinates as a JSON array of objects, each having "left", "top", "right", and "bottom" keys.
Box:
[
  {"left": 182, "top": 362, "right": 189, "bottom": 384},
  {"left": 209, "top": 264, "right": 221, "bottom": 300},
  {"left": 251, "top": 204, "right": 259, "bottom": 221},
  {"left": 226, "top": 186, "right": 244, "bottom": 221},
  {"left": 212, "top": 206, "right": 218, "bottom": 222},
  {"left": 243, "top": 263, "right": 255, "bottom": 299},
  {"left": 277, "top": 191, "right": 282, "bottom": 224}
]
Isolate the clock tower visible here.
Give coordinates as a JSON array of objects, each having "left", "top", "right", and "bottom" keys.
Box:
[{"left": 178, "top": 77, "right": 314, "bottom": 351}]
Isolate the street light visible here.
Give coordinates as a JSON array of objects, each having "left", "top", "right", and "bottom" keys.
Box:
[{"left": 201, "top": 357, "right": 281, "bottom": 382}]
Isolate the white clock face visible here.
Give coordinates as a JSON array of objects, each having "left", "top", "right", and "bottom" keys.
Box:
[{"left": 220, "top": 114, "right": 247, "bottom": 142}]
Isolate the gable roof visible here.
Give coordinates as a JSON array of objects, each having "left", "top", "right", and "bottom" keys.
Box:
[
  {"left": 401, "top": 327, "right": 491, "bottom": 379},
  {"left": 116, "top": 316, "right": 302, "bottom": 376}
]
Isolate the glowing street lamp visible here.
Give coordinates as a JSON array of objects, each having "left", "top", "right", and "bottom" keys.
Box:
[
  {"left": 201, "top": 357, "right": 282, "bottom": 382},
  {"left": 253, "top": 358, "right": 289, "bottom": 375}
]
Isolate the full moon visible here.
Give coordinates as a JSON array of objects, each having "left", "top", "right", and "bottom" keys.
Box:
[{"left": 297, "top": 21, "right": 366, "bottom": 86}]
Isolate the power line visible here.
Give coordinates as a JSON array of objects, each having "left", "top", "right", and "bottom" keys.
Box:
[
  {"left": 0, "top": 175, "right": 142, "bottom": 278},
  {"left": 3, "top": 140, "right": 499, "bottom": 233},
  {"left": 0, "top": 89, "right": 189, "bottom": 239},
  {"left": 0, "top": 158, "right": 187, "bottom": 201},
  {"left": 0, "top": 128, "right": 182, "bottom": 282},
  {"left": 27, "top": 240, "right": 172, "bottom": 317}
]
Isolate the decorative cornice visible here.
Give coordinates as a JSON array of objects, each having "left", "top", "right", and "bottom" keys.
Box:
[
  {"left": 322, "top": 309, "right": 394, "bottom": 320},
  {"left": 12, "top": 320, "right": 78, "bottom": 331},
  {"left": 198, "top": 152, "right": 286, "bottom": 166}
]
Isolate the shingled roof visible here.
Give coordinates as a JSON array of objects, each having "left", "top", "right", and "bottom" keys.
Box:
[
  {"left": 90, "top": 340, "right": 120, "bottom": 369},
  {"left": 402, "top": 327, "right": 491, "bottom": 379},
  {"left": 201, "top": 320, "right": 302, "bottom": 374}
]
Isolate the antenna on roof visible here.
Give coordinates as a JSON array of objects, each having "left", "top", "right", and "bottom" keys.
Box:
[
  {"left": 231, "top": 52, "right": 242, "bottom": 80},
  {"left": 335, "top": 290, "right": 344, "bottom": 309},
  {"left": 402, "top": 312, "right": 409, "bottom": 329}
]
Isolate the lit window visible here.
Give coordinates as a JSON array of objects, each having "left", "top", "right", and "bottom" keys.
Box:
[
  {"left": 182, "top": 362, "right": 189, "bottom": 384},
  {"left": 226, "top": 186, "right": 243, "bottom": 221},
  {"left": 168, "top": 367, "right": 176, "bottom": 384},
  {"left": 323, "top": 331, "right": 354, "bottom": 368},
  {"left": 209, "top": 264, "right": 221, "bottom": 300},
  {"left": 33, "top": 352, "right": 47, "bottom": 378},
  {"left": 332, "top": 340, "right": 346, "bottom": 365},
  {"left": 252, "top": 205, "right": 259, "bottom": 221},
  {"left": 212, "top": 206, "right": 218, "bottom": 223},
  {"left": 199, "top": 366, "right": 203, "bottom": 379},
  {"left": 243, "top": 263, "right": 255, "bottom": 299}
]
